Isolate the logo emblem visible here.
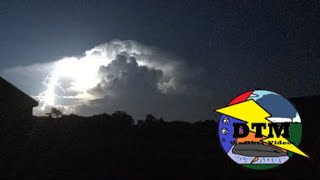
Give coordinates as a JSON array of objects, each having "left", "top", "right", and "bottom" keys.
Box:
[{"left": 215, "top": 90, "right": 308, "bottom": 170}]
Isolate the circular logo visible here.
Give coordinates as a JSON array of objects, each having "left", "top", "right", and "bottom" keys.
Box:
[{"left": 215, "top": 90, "right": 308, "bottom": 170}]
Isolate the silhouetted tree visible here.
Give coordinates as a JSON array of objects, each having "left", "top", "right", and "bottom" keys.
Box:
[
  {"left": 111, "top": 111, "right": 134, "bottom": 126},
  {"left": 46, "top": 107, "right": 63, "bottom": 118},
  {"left": 158, "top": 117, "right": 164, "bottom": 122},
  {"left": 145, "top": 114, "right": 156, "bottom": 122}
]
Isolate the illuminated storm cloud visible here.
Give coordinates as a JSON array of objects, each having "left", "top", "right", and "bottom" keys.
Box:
[{"left": 26, "top": 40, "right": 192, "bottom": 116}]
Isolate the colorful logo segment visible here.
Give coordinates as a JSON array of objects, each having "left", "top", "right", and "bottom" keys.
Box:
[{"left": 215, "top": 90, "right": 308, "bottom": 170}]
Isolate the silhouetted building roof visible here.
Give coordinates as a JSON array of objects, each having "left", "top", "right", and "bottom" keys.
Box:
[
  {"left": 290, "top": 95, "right": 319, "bottom": 116},
  {"left": 0, "top": 76, "right": 38, "bottom": 108},
  {"left": 290, "top": 95, "right": 320, "bottom": 105}
]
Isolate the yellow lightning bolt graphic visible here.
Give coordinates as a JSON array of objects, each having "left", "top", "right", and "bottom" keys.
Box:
[{"left": 215, "top": 99, "right": 309, "bottom": 158}]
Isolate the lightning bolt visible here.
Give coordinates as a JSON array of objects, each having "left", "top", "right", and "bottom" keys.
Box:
[
  {"left": 215, "top": 99, "right": 309, "bottom": 158},
  {"left": 33, "top": 75, "right": 65, "bottom": 110}
]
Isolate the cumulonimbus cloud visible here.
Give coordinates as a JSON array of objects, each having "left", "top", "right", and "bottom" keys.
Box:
[{"left": 1, "top": 40, "right": 204, "bottom": 120}]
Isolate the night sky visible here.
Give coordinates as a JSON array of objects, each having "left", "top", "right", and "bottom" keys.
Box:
[{"left": 0, "top": 0, "right": 319, "bottom": 121}]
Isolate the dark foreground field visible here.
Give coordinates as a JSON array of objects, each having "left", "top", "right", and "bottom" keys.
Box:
[{"left": 0, "top": 96, "right": 319, "bottom": 179}]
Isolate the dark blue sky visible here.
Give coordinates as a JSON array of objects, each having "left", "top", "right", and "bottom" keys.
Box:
[
  {"left": 1, "top": 0, "right": 319, "bottom": 67},
  {"left": 0, "top": 0, "right": 319, "bottom": 120}
]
